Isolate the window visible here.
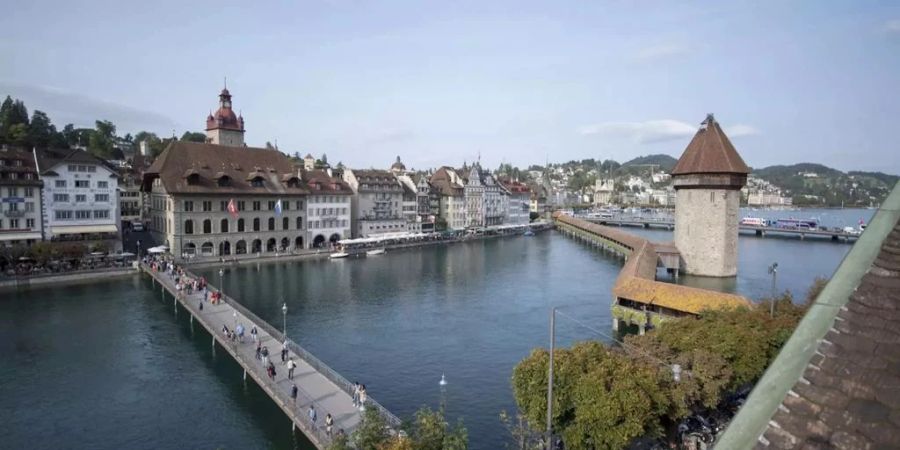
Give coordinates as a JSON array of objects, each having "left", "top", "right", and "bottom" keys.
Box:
[
  {"left": 184, "top": 201, "right": 194, "bottom": 212},
  {"left": 184, "top": 220, "right": 194, "bottom": 234},
  {"left": 220, "top": 201, "right": 228, "bottom": 211},
  {"left": 78, "top": 165, "right": 87, "bottom": 172},
  {"left": 55, "top": 180, "right": 66, "bottom": 188},
  {"left": 237, "top": 218, "right": 245, "bottom": 232},
  {"left": 94, "top": 194, "right": 109, "bottom": 202},
  {"left": 87, "top": 166, "right": 96, "bottom": 173},
  {"left": 53, "top": 193, "right": 69, "bottom": 202},
  {"left": 97, "top": 181, "right": 108, "bottom": 188},
  {"left": 283, "top": 202, "right": 290, "bottom": 211},
  {"left": 9, "top": 219, "right": 18, "bottom": 228},
  {"left": 26, "top": 218, "right": 34, "bottom": 228},
  {"left": 268, "top": 201, "right": 276, "bottom": 210},
  {"left": 55, "top": 210, "right": 73, "bottom": 220},
  {"left": 68, "top": 165, "right": 76, "bottom": 172},
  {"left": 251, "top": 178, "right": 264, "bottom": 188},
  {"left": 25, "top": 202, "right": 34, "bottom": 212},
  {"left": 268, "top": 217, "right": 275, "bottom": 231},
  {"left": 283, "top": 217, "right": 289, "bottom": 230},
  {"left": 24, "top": 187, "right": 33, "bottom": 197},
  {"left": 75, "top": 194, "right": 86, "bottom": 203},
  {"left": 253, "top": 218, "right": 260, "bottom": 231},
  {"left": 296, "top": 201, "right": 302, "bottom": 210},
  {"left": 253, "top": 201, "right": 261, "bottom": 211},
  {"left": 237, "top": 201, "right": 245, "bottom": 211},
  {"left": 296, "top": 217, "right": 303, "bottom": 230},
  {"left": 75, "top": 180, "right": 89, "bottom": 188},
  {"left": 7, "top": 187, "right": 17, "bottom": 197},
  {"left": 203, "top": 219, "right": 211, "bottom": 234},
  {"left": 220, "top": 219, "right": 229, "bottom": 233},
  {"left": 94, "top": 210, "right": 109, "bottom": 219},
  {"left": 202, "top": 201, "right": 212, "bottom": 212},
  {"left": 76, "top": 210, "right": 91, "bottom": 219},
  {"left": 8, "top": 202, "right": 17, "bottom": 211}
]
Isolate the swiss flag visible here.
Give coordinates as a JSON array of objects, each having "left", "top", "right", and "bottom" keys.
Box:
[{"left": 227, "top": 199, "right": 239, "bottom": 218}]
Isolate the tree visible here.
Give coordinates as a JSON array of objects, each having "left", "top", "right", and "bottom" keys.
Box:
[
  {"left": 28, "top": 110, "right": 56, "bottom": 148},
  {"left": 88, "top": 120, "right": 117, "bottom": 159},
  {"left": 180, "top": 131, "right": 206, "bottom": 143},
  {"left": 0, "top": 96, "right": 30, "bottom": 144},
  {"left": 7, "top": 123, "right": 29, "bottom": 145},
  {"left": 352, "top": 408, "right": 390, "bottom": 449},
  {"left": 405, "top": 407, "right": 467, "bottom": 450}
]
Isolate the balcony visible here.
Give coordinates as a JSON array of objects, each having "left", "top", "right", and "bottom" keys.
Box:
[{"left": 4, "top": 210, "right": 25, "bottom": 218}]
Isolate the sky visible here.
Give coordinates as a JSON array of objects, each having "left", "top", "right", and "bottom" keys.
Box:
[{"left": 1, "top": 0, "right": 898, "bottom": 173}]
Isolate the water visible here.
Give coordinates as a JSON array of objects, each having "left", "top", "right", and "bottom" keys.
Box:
[{"left": 1, "top": 208, "right": 869, "bottom": 449}]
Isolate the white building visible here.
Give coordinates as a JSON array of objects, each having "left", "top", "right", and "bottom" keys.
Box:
[
  {"left": 430, "top": 167, "right": 467, "bottom": 231},
  {"left": 500, "top": 179, "right": 531, "bottom": 225},
  {"left": 342, "top": 169, "right": 406, "bottom": 238},
  {"left": 35, "top": 148, "right": 121, "bottom": 250},
  {"left": 396, "top": 174, "right": 421, "bottom": 233},
  {"left": 593, "top": 178, "right": 615, "bottom": 206},
  {"left": 303, "top": 169, "right": 353, "bottom": 248}
]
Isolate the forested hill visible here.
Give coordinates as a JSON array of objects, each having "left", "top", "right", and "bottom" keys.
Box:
[
  {"left": 622, "top": 154, "right": 678, "bottom": 171},
  {"left": 751, "top": 163, "right": 897, "bottom": 206}
]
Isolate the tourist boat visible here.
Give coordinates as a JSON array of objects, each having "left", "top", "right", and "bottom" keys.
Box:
[
  {"left": 523, "top": 230, "right": 535, "bottom": 237},
  {"left": 740, "top": 217, "right": 767, "bottom": 227},
  {"left": 330, "top": 251, "right": 350, "bottom": 259},
  {"left": 366, "top": 248, "right": 386, "bottom": 256}
]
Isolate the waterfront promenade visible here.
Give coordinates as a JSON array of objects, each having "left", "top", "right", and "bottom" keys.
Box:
[{"left": 142, "top": 264, "right": 399, "bottom": 449}]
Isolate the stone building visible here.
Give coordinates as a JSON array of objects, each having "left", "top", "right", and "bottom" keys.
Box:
[
  {"left": 463, "top": 164, "right": 507, "bottom": 228},
  {"left": 593, "top": 178, "right": 615, "bottom": 205},
  {"left": 389, "top": 156, "right": 407, "bottom": 175},
  {"left": 396, "top": 174, "right": 421, "bottom": 233},
  {"left": 499, "top": 178, "right": 531, "bottom": 225},
  {"left": 142, "top": 141, "right": 308, "bottom": 259},
  {"left": 302, "top": 168, "right": 352, "bottom": 248},
  {"left": 0, "top": 147, "right": 43, "bottom": 246},
  {"left": 35, "top": 148, "right": 121, "bottom": 250},
  {"left": 672, "top": 114, "right": 749, "bottom": 277},
  {"left": 205, "top": 86, "right": 245, "bottom": 147},
  {"left": 342, "top": 169, "right": 405, "bottom": 238},
  {"left": 118, "top": 167, "right": 143, "bottom": 227},
  {"left": 414, "top": 173, "right": 438, "bottom": 233},
  {"left": 430, "top": 167, "right": 466, "bottom": 231}
]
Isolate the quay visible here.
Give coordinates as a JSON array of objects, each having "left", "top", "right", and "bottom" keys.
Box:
[
  {"left": 554, "top": 213, "right": 749, "bottom": 332},
  {"left": 140, "top": 263, "right": 400, "bottom": 449},
  {"left": 580, "top": 216, "right": 860, "bottom": 242}
]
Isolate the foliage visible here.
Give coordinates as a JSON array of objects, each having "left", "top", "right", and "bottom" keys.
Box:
[
  {"left": 528, "top": 212, "right": 540, "bottom": 222},
  {"left": 181, "top": 131, "right": 206, "bottom": 142},
  {"left": 352, "top": 408, "right": 391, "bottom": 449},
  {"left": 337, "top": 406, "right": 468, "bottom": 450},
  {"left": 88, "top": 120, "right": 116, "bottom": 159},
  {"left": 620, "top": 154, "right": 678, "bottom": 172},
  {"left": 499, "top": 410, "right": 544, "bottom": 450}
]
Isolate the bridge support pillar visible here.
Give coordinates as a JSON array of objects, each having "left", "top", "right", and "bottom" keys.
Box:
[{"left": 756, "top": 229, "right": 763, "bottom": 237}]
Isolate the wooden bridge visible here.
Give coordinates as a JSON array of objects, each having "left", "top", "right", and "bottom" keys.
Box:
[
  {"left": 579, "top": 216, "right": 860, "bottom": 242},
  {"left": 141, "top": 264, "right": 400, "bottom": 449}
]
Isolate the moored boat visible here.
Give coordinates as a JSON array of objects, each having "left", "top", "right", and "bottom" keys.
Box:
[
  {"left": 366, "top": 248, "right": 386, "bottom": 256},
  {"left": 330, "top": 252, "right": 349, "bottom": 259}
]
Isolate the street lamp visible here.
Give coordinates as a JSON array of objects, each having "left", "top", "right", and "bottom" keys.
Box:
[
  {"left": 768, "top": 262, "right": 779, "bottom": 318},
  {"left": 218, "top": 268, "right": 225, "bottom": 300},
  {"left": 282, "top": 301, "right": 288, "bottom": 341}
]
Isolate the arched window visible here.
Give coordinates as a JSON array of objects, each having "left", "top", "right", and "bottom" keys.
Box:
[
  {"left": 296, "top": 216, "right": 303, "bottom": 230},
  {"left": 237, "top": 218, "right": 245, "bottom": 232},
  {"left": 203, "top": 219, "right": 211, "bottom": 234},
  {"left": 283, "top": 217, "right": 289, "bottom": 230},
  {"left": 268, "top": 217, "right": 275, "bottom": 231},
  {"left": 184, "top": 219, "right": 194, "bottom": 235},
  {"left": 253, "top": 217, "right": 260, "bottom": 232},
  {"left": 220, "top": 218, "right": 229, "bottom": 233}
]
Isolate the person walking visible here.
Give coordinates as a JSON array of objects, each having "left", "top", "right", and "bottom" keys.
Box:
[
  {"left": 325, "top": 413, "right": 333, "bottom": 437},
  {"left": 261, "top": 346, "right": 269, "bottom": 367},
  {"left": 255, "top": 342, "right": 262, "bottom": 360},
  {"left": 290, "top": 384, "right": 298, "bottom": 404},
  {"left": 352, "top": 382, "right": 360, "bottom": 407},
  {"left": 358, "top": 385, "right": 367, "bottom": 411},
  {"left": 287, "top": 358, "right": 297, "bottom": 380},
  {"left": 281, "top": 340, "right": 289, "bottom": 364},
  {"left": 308, "top": 405, "right": 317, "bottom": 427},
  {"left": 250, "top": 326, "right": 258, "bottom": 342}
]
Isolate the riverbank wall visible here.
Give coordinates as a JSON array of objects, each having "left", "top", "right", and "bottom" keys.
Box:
[{"left": 0, "top": 266, "right": 139, "bottom": 291}]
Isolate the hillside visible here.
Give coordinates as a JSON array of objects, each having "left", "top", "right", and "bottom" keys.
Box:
[
  {"left": 621, "top": 154, "right": 678, "bottom": 171},
  {"left": 752, "top": 163, "right": 896, "bottom": 207}
]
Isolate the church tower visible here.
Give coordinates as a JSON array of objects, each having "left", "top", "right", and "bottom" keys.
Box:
[
  {"left": 672, "top": 114, "right": 749, "bottom": 277},
  {"left": 205, "top": 85, "right": 245, "bottom": 147}
]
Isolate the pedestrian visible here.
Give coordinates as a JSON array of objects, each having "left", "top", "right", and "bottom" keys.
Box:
[
  {"left": 290, "top": 384, "right": 298, "bottom": 404},
  {"left": 261, "top": 346, "right": 269, "bottom": 367},
  {"left": 204, "top": 290, "right": 208, "bottom": 302},
  {"left": 352, "top": 382, "right": 360, "bottom": 407},
  {"left": 281, "top": 340, "right": 288, "bottom": 364},
  {"left": 287, "top": 358, "right": 296, "bottom": 380},
  {"left": 308, "top": 405, "right": 317, "bottom": 426},
  {"left": 255, "top": 342, "right": 262, "bottom": 360},
  {"left": 358, "top": 385, "right": 367, "bottom": 411},
  {"left": 198, "top": 300, "right": 203, "bottom": 311},
  {"left": 325, "top": 413, "right": 333, "bottom": 437},
  {"left": 250, "top": 326, "right": 258, "bottom": 342}
]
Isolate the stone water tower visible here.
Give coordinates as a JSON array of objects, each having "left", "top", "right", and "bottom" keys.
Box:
[{"left": 672, "top": 114, "right": 749, "bottom": 277}]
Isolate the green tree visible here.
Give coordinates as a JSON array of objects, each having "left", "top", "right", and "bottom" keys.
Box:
[
  {"left": 0, "top": 96, "right": 30, "bottom": 144},
  {"left": 180, "top": 131, "right": 206, "bottom": 142},
  {"left": 28, "top": 110, "right": 56, "bottom": 147},
  {"left": 405, "top": 407, "right": 467, "bottom": 450},
  {"left": 352, "top": 408, "right": 390, "bottom": 449},
  {"left": 88, "top": 120, "right": 117, "bottom": 159},
  {"left": 7, "top": 123, "right": 29, "bottom": 145}
]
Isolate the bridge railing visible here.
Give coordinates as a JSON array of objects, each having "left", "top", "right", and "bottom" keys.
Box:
[{"left": 212, "top": 282, "right": 403, "bottom": 430}]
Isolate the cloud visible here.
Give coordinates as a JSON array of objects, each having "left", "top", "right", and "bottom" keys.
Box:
[
  {"left": 632, "top": 43, "right": 689, "bottom": 62},
  {"left": 0, "top": 80, "right": 178, "bottom": 133},
  {"left": 885, "top": 19, "right": 900, "bottom": 33},
  {"left": 578, "top": 119, "right": 760, "bottom": 143}
]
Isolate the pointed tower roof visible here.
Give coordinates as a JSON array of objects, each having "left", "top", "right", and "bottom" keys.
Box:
[{"left": 672, "top": 114, "right": 749, "bottom": 175}]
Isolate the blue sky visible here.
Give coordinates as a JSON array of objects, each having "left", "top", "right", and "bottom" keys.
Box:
[{"left": 2, "top": 1, "right": 898, "bottom": 173}]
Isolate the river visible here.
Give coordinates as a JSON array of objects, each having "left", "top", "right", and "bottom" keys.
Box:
[{"left": 0, "top": 208, "right": 871, "bottom": 449}]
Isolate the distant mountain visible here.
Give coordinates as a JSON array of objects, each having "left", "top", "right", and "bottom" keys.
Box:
[
  {"left": 621, "top": 154, "right": 678, "bottom": 172},
  {"left": 752, "top": 163, "right": 896, "bottom": 207}
]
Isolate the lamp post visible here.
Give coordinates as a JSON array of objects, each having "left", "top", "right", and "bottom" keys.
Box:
[
  {"left": 768, "top": 262, "right": 778, "bottom": 318},
  {"left": 282, "top": 301, "right": 288, "bottom": 341},
  {"left": 218, "top": 268, "right": 224, "bottom": 300}
]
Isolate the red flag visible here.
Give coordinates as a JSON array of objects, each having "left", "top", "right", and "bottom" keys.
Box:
[{"left": 227, "top": 199, "right": 239, "bottom": 218}]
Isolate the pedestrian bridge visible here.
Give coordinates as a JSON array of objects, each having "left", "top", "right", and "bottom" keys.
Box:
[
  {"left": 141, "top": 264, "right": 400, "bottom": 449},
  {"left": 553, "top": 214, "right": 750, "bottom": 332}
]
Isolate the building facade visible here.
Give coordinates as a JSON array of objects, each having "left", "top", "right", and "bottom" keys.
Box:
[
  {"left": 464, "top": 165, "right": 484, "bottom": 228},
  {"left": 0, "top": 147, "right": 43, "bottom": 246},
  {"left": 303, "top": 169, "right": 353, "bottom": 248},
  {"left": 672, "top": 114, "right": 749, "bottom": 277},
  {"left": 35, "top": 148, "right": 121, "bottom": 250},
  {"left": 142, "top": 141, "right": 308, "bottom": 259},
  {"left": 118, "top": 168, "right": 143, "bottom": 227},
  {"left": 396, "top": 174, "right": 421, "bottom": 233},
  {"left": 342, "top": 169, "right": 406, "bottom": 238},
  {"left": 430, "top": 167, "right": 466, "bottom": 231},
  {"left": 500, "top": 178, "right": 531, "bottom": 225}
]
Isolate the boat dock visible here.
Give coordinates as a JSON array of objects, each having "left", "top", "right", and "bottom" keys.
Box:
[{"left": 141, "top": 264, "right": 400, "bottom": 449}]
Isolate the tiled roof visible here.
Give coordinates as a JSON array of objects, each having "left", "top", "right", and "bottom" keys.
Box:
[
  {"left": 35, "top": 147, "right": 117, "bottom": 176},
  {"left": 429, "top": 167, "right": 464, "bottom": 196},
  {"left": 302, "top": 169, "right": 353, "bottom": 195},
  {"left": 0, "top": 147, "right": 41, "bottom": 187},
  {"left": 142, "top": 141, "right": 308, "bottom": 195},
  {"left": 756, "top": 215, "right": 900, "bottom": 449},
  {"left": 672, "top": 114, "right": 750, "bottom": 176}
]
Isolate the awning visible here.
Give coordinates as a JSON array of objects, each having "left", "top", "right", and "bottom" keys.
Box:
[
  {"left": 50, "top": 225, "right": 119, "bottom": 235},
  {"left": 0, "top": 231, "right": 43, "bottom": 241}
]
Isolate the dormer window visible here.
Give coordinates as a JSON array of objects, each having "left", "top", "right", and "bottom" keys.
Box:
[
  {"left": 250, "top": 176, "right": 265, "bottom": 188},
  {"left": 217, "top": 175, "right": 231, "bottom": 187}
]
